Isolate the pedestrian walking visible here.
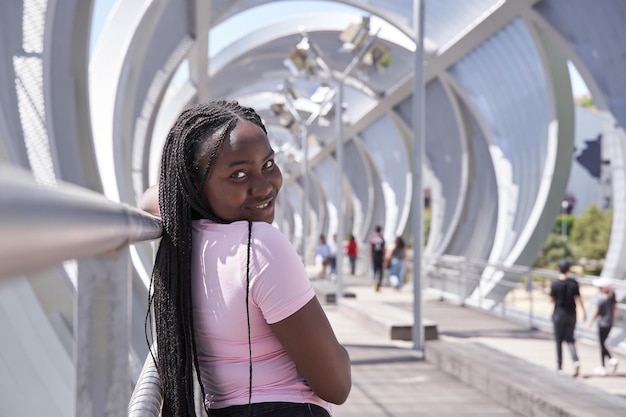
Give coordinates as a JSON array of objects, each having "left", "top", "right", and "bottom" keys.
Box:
[
  {"left": 344, "top": 234, "right": 358, "bottom": 275},
  {"left": 384, "top": 236, "right": 408, "bottom": 290},
  {"left": 315, "top": 234, "right": 331, "bottom": 280},
  {"left": 585, "top": 277, "right": 619, "bottom": 376},
  {"left": 368, "top": 226, "right": 385, "bottom": 291},
  {"left": 549, "top": 259, "right": 587, "bottom": 377}
]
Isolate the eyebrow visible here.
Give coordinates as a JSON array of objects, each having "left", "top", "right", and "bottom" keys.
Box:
[{"left": 225, "top": 149, "right": 275, "bottom": 169}]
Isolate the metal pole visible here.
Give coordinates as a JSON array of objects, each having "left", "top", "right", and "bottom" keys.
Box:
[
  {"left": 335, "top": 81, "right": 344, "bottom": 304},
  {"left": 301, "top": 126, "right": 309, "bottom": 266},
  {"left": 561, "top": 200, "right": 567, "bottom": 240},
  {"left": 75, "top": 250, "right": 131, "bottom": 417},
  {"left": 411, "top": 0, "right": 425, "bottom": 352},
  {"left": 290, "top": 29, "right": 373, "bottom": 271},
  {"left": 277, "top": 180, "right": 286, "bottom": 233},
  {"left": 275, "top": 153, "right": 287, "bottom": 235}
]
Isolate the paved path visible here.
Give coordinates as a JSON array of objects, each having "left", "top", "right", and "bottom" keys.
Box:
[
  {"left": 315, "top": 271, "right": 626, "bottom": 416},
  {"left": 325, "top": 305, "right": 523, "bottom": 416}
]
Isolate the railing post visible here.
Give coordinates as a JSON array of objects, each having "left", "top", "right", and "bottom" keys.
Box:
[
  {"left": 460, "top": 262, "right": 467, "bottom": 307},
  {"left": 527, "top": 273, "right": 535, "bottom": 329},
  {"left": 75, "top": 249, "right": 131, "bottom": 417},
  {"left": 477, "top": 273, "right": 483, "bottom": 309},
  {"left": 439, "top": 263, "right": 445, "bottom": 301}
]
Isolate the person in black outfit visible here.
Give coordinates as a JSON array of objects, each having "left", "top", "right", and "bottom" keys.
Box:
[
  {"left": 549, "top": 259, "right": 587, "bottom": 377},
  {"left": 368, "top": 225, "right": 385, "bottom": 291}
]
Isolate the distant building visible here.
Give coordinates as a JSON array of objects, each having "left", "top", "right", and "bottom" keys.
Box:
[{"left": 565, "top": 106, "right": 609, "bottom": 215}]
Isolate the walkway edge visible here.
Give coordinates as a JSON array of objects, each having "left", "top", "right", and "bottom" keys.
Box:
[{"left": 426, "top": 340, "right": 626, "bottom": 417}]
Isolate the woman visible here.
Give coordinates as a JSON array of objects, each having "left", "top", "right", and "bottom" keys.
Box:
[
  {"left": 143, "top": 100, "right": 351, "bottom": 417},
  {"left": 585, "top": 277, "right": 619, "bottom": 375},
  {"left": 384, "top": 236, "right": 407, "bottom": 290},
  {"left": 314, "top": 234, "right": 331, "bottom": 279},
  {"left": 344, "top": 234, "right": 358, "bottom": 275}
]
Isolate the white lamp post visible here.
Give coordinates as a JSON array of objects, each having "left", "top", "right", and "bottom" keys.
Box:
[
  {"left": 561, "top": 200, "right": 568, "bottom": 240},
  {"left": 411, "top": 0, "right": 425, "bottom": 352}
]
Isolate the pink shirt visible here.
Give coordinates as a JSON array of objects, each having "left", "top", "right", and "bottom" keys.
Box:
[{"left": 191, "top": 220, "right": 332, "bottom": 414}]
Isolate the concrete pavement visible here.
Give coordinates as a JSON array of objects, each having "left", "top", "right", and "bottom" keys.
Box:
[
  {"left": 324, "top": 304, "right": 523, "bottom": 416},
  {"left": 314, "top": 271, "right": 626, "bottom": 417}
]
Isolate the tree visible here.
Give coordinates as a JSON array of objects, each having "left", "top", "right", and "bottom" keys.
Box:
[
  {"left": 568, "top": 204, "right": 611, "bottom": 260},
  {"left": 534, "top": 204, "right": 611, "bottom": 271},
  {"left": 534, "top": 232, "right": 573, "bottom": 269}
]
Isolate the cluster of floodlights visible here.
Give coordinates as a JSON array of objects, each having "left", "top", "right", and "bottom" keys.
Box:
[
  {"left": 272, "top": 16, "right": 391, "bottom": 133},
  {"left": 340, "top": 16, "right": 392, "bottom": 71}
]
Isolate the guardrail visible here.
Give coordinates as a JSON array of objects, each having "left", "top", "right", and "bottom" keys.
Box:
[
  {"left": 423, "top": 254, "right": 626, "bottom": 354},
  {"left": 0, "top": 164, "right": 163, "bottom": 417},
  {"left": 128, "top": 353, "right": 163, "bottom": 417},
  {"left": 3, "top": 162, "right": 625, "bottom": 416}
]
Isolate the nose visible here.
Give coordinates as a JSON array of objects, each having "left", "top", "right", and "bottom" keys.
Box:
[{"left": 250, "top": 173, "right": 273, "bottom": 197}]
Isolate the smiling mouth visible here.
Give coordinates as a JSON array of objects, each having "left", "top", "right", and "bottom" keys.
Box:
[{"left": 255, "top": 200, "right": 271, "bottom": 209}]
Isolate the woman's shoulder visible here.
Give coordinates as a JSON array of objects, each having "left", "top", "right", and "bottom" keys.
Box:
[
  {"left": 250, "top": 223, "right": 301, "bottom": 264},
  {"left": 250, "top": 221, "right": 292, "bottom": 246},
  {"left": 192, "top": 219, "right": 287, "bottom": 240},
  {"left": 192, "top": 219, "right": 250, "bottom": 232}
]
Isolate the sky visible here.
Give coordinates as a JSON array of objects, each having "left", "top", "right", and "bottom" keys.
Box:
[
  {"left": 89, "top": 0, "right": 358, "bottom": 57},
  {"left": 89, "top": 0, "right": 590, "bottom": 96}
]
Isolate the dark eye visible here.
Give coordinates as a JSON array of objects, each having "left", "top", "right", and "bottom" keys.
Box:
[
  {"left": 231, "top": 170, "right": 246, "bottom": 179},
  {"left": 263, "top": 159, "right": 275, "bottom": 169}
]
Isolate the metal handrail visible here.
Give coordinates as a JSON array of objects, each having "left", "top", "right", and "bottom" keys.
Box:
[
  {"left": 0, "top": 164, "right": 162, "bottom": 280},
  {"left": 424, "top": 254, "right": 626, "bottom": 291},
  {"left": 4, "top": 162, "right": 624, "bottom": 416},
  {"left": 0, "top": 163, "right": 163, "bottom": 417},
  {"left": 128, "top": 352, "right": 163, "bottom": 417},
  {"left": 423, "top": 254, "right": 626, "bottom": 354}
]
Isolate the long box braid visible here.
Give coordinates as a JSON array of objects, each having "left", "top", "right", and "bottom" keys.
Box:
[{"left": 148, "top": 100, "right": 267, "bottom": 417}]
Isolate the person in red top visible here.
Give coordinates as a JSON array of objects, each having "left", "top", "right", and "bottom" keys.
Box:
[{"left": 344, "top": 234, "right": 358, "bottom": 275}]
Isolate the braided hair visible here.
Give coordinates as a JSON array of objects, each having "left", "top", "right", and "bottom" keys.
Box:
[{"left": 150, "top": 100, "right": 267, "bottom": 417}]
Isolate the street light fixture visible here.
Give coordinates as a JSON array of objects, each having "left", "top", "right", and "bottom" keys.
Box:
[
  {"left": 361, "top": 42, "right": 392, "bottom": 72},
  {"left": 339, "top": 16, "right": 371, "bottom": 52},
  {"left": 285, "top": 37, "right": 317, "bottom": 79},
  {"left": 284, "top": 79, "right": 300, "bottom": 100},
  {"left": 278, "top": 17, "right": 392, "bottom": 301},
  {"left": 270, "top": 102, "right": 297, "bottom": 131}
]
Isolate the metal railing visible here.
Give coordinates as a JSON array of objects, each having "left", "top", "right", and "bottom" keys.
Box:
[
  {"left": 128, "top": 353, "right": 163, "bottom": 417},
  {"left": 423, "top": 254, "right": 626, "bottom": 354},
  {"left": 0, "top": 163, "right": 163, "bottom": 417},
  {"left": 4, "top": 161, "right": 625, "bottom": 416}
]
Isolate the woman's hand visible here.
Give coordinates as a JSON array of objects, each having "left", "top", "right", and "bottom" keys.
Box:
[{"left": 140, "top": 184, "right": 161, "bottom": 217}]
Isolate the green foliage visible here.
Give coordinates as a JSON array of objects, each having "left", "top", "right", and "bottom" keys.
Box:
[
  {"left": 568, "top": 204, "right": 611, "bottom": 260},
  {"left": 405, "top": 208, "right": 431, "bottom": 249},
  {"left": 552, "top": 214, "right": 575, "bottom": 236},
  {"left": 423, "top": 207, "right": 431, "bottom": 245},
  {"left": 533, "top": 233, "right": 573, "bottom": 269},
  {"left": 579, "top": 95, "right": 594, "bottom": 108},
  {"left": 379, "top": 53, "right": 393, "bottom": 69},
  {"left": 534, "top": 204, "right": 611, "bottom": 270}
]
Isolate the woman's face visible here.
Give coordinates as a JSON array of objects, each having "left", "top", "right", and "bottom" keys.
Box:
[{"left": 200, "top": 120, "right": 282, "bottom": 224}]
